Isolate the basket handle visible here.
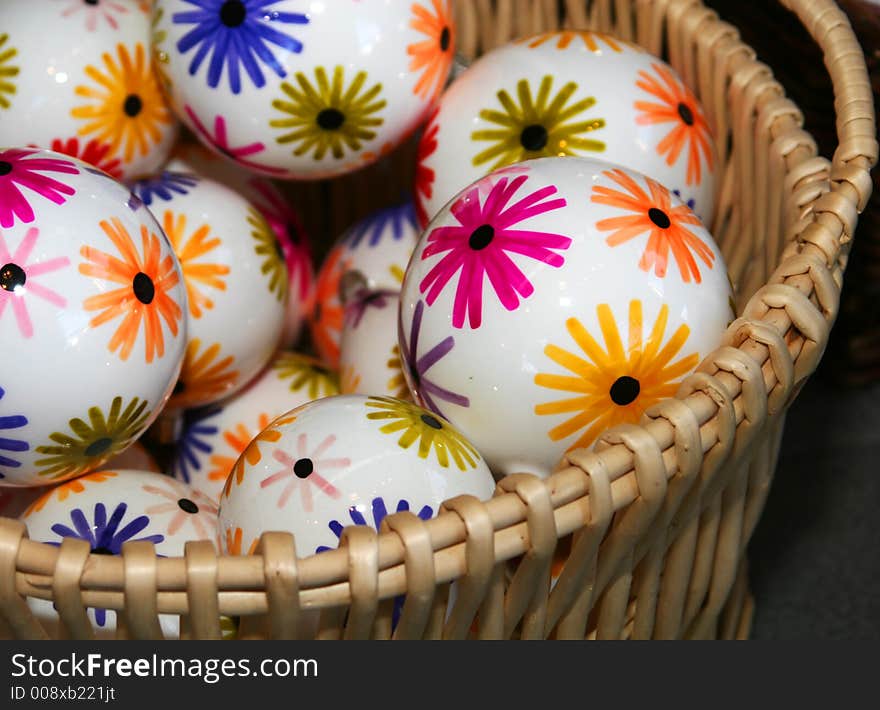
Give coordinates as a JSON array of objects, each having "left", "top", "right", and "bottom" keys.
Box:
[{"left": 780, "top": 0, "right": 877, "bottom": 203}]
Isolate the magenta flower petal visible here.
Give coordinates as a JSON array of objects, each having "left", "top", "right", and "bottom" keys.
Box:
[{"left": 418, "top": 174, "right": 570, "bottom": 330}]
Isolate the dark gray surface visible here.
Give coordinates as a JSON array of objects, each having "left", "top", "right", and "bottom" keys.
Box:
[{"left": 748, "top": 375, "right": 880, "bottom": 639}]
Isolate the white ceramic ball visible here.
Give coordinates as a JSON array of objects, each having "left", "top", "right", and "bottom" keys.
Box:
[
  {"left": 310, "top": 200, "right": 419, "bottom": 368},
  {"left": 0, "top": 148, "right": 186, "bottom": 487},
  {"left": 0, "top": 1, "right": 178, "bottom": 180},
  {"left": 170, "top": 350, "right": 339, "bottom": 503},
  {"left": 218, "top": 394, "right": 496, "bottom": 559},
  {"left": 414, "top": 30, "right": 718, "bottom": 228},
  {"left": 20, "top": 469, "right": 219, "bottom": 637},
  {"left": 400, "top": 156, "right": 734, "bottom": 477},
  {"left": 154, "top": 0, "right": 457, "bottom": 179},
  {"left": 172, "top": 142, "right": 315, "bottom": 348},
  {"left": 131, "top": 159, "right": 287, "bottom": 410},
  {"left": 339, "top": 289, "right": 409, "bottom": 400}
]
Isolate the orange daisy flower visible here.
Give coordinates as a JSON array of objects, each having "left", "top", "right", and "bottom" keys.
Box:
[
  {"left": 71, "top": 42, "right": 172, "bottom": 163},
  {"left": 224, "top": 527, "right": 259, "bottom": 556},
  {"left": 309, "top": 247, "right": 350, "bottom": 368},
  {"left": 407, "top": 0, "right": 455, "bottom": 103},
  {"left": 634, "top": 62, "right": 713, "bottom": 186},
  {"left": 208, "top": 412, "right": 273, "bottom": 485},
  {"left": 170, "top": 338, "right": 239, "bottom": 410},
  {"left": 23, "top": 471, "right": 118, "bottom": 516},
  {"left": 535, "top": 301, "right": 699, "bottom": 452},
  {"left": 592, "top": 168, "right": 714, "bottom": 283},
  {"left": 161, "top": 210, "right": 229, "bottom": 319},
  {"left": 222, "top": 423, "right": 285, "bottom": 498},
  {"left": 519, "top": 30, "right": 630, "bottom": 53},
  {"left": 80, "top": 217, "right": 183, "bottom": 363}
]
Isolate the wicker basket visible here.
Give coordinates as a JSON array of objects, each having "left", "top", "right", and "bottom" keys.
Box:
[{"left": 0, "top": 0, "right": 875, "bottom": 641}]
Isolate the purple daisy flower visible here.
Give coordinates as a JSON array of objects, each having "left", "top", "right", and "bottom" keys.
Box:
[
  {"left": 49, "top": 502, "right": 164, "bottom": 626},
  {"left": 344, "top": 200, "right": 418, "bottom": 250},
  {"left": 0, "top": 386, "right": 28, "bottom": 476},
  {"left": 170, "top": 405, "right": 222, "bottom": 485},
  {"left": 174, "top": 0, "right": 309, "bottom": 94},
  {"left": 131, "top": 171, "right": 199, "bottom": 206},
  {"left": 344, "top": 288, "right": 398, "bottom": 330},
  {"left": 399, "top": 300, "right": 469, "bottom": 418},
  {"left": 316, "top": 496, "right": 433, "bottom": 630}
]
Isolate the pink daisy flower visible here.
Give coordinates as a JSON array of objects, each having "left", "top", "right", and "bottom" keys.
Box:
[
  {"left": 59, "top": 0, "right": 129, "bottom": 31},
  {"left": 0, "top": 148, "right": 79, "bottom": 228},
  {"left": 419, "top": 174, "right": 570, "bottom": 329},
  {"left": 261, "top": 436, "right": 347, "bottom": 512},
  {"left": 0, "top": 227, "right": 70, "bottom": 338},
  {"left": 185, "top": 105, "right": 287, "bottom": 176}
]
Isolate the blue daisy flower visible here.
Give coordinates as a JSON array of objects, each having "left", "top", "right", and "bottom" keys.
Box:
[
  {"left": 316, "top": 496, "right": 433, "bottom": 630},
  {"left": 344, "top": 200, "right": 418, "bottom": 250},
  {"left": 672, "top": 189, "right": 697, "bottom": 212},
  {"left": 170, "top": 405, "right": 222, "bottom": 485},
  {"left": 173, "top": 0, "right": 310, "bottom": 95},
  {"left": 49, "top": 502, "right": 165, "bottom": 626},
  {"left": 132, "top": 171, "right": 200, "bottom": 206},
  {"left": 0, "top": 386, "right": 28, "bottom": 476}
]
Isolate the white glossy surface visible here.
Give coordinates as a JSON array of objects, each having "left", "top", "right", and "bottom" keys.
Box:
[
  {"left": 172, "top": 142, "right": 314, "bottom": 348},
  {"left": 0, "top": 148, "right": 186, "bottom": 486},
  {"left": 339, "top": 289, "right": 409, "bottom": 400},
  {"left": 310, "top": 200, "right": 419, "bottom": 368},
  {"left": 218, "top": 394, "right": 496, "bottom": 559},
  {"left": 400, "top": 157, "right": 734, "bottom": 477}
]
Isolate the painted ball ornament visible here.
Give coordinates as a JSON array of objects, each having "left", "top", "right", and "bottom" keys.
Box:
[
  {"left": 0, "top": 1, "right": 178, "bottom": 180},
  {"left": 20, "top": 469, "right": 220, "bottom": 636},
  {"left": 172, "top": 143, "right": 315, "bottom": 348},
  {"left": 171, "top": 350, "right": 339, "bottom": 503},
  {"left": 0, "top": 148, "right": 187, "bottom": 487},
  {"left": 218, "top": 395, "right": 496, "bottom": 560},
  {"left": 131, "top": 158, "right": 287, "bottom": 410},
  {"left": 310, "top": 200, "right": 420, "bottom": 368},
  {"left": 415, "top": 30, "right": 718, "bottom": 227},
  {"left": 400, "top": 157, "right": 734, "bottom": 478},
  {"left": 154, "top": 0, "right": 457, "bottom": 179}
]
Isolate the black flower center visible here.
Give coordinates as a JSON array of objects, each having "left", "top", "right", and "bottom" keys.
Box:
[
  {"left": 287, "top": 223, "right": 301, "bottom": 245},
  {"left": 274, "top": 237, "right": 285, "bottom": 262},
  {"left": 440, "top": 26, "right": 451, "bottom": 51},
  {"left": 84, "top": 0, "right": 100, "bottom": 5},
  {"left": 84, "top": 437, "right": 113, "bottom": 457},
  {"left": 177, "top": 498, "right": 199, "bottom": 514},
  {"left": 0, "top": 161, "right": 12, "bottom": 176},
  {"left": 677, "top": 102, "right": 695, "bottom": 126},
  {"left": 92, "top": 547, "right": 114, "bottom": 555},
  {"left": 132, "top": 272, "right": 155, "bottom": 304},
  {"left": 420, "top": 413, "right": 443, "bottom": 430},
  {"left": 317, "top": 108, "right": 346, "bottom": 131},
  {"left": 220, "top": 0, "right": 247, "bottom": 27},
  {"left": 0, "top": 263, "right": 26, "bottom": 291},
  {"left": 520, "top": 124, "right": 549, "bottom": 152},
  {"left": 123, "top": 94, "right": 143, "bottom": 117},
  {"left": 173, "top": 380, "right": 186, "bottom": 395},
  {"left": 610, "top": 376, "right": 641, "bottom": 406},
  {"left": 648, "top": 208, "right": 671, "bottom": 229},
  {"left": 468, "top": 224, "right": 494, "bottom": 250},
  {"left": 293, "top": 458, "right": 314, "bottom": 478}
]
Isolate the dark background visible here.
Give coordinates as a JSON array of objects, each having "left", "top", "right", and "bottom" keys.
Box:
[{"left": 702, "top": 0, "right": 880, "bottom": 639}]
